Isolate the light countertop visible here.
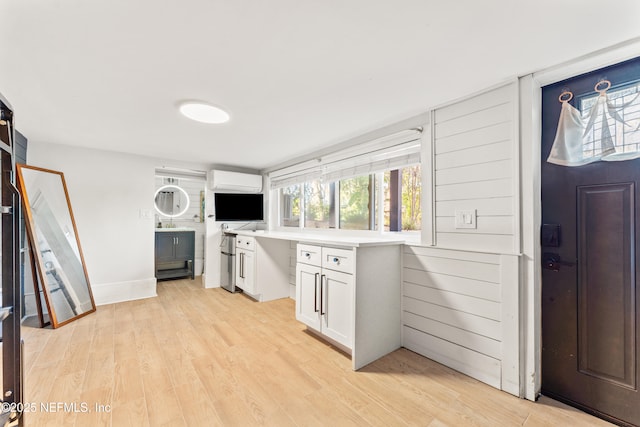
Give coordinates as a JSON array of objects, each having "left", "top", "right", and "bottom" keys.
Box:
[{"left": 228, "top": 229, "right": 408, "bottom": 248}]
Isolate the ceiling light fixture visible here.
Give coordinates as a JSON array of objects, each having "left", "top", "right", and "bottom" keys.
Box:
[{"left": 178, "top": 101, "right": 230, "bottom": 124}]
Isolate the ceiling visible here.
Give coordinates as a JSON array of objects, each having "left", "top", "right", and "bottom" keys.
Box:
[{"left": 1, "top": 1, "right": 639, "bottom": 171}]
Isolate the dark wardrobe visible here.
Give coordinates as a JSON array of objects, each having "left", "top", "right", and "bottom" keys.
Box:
[{"left": 0, "top": 92, "right": 25, "bottom": 426}]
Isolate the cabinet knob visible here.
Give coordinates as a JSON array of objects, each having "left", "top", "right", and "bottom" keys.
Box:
[
  {"left": 305, "top": 253, "right": 311, "bottom": 258},
  {"left": 333, "top": 257, "right": 340, "bottom": 265}
]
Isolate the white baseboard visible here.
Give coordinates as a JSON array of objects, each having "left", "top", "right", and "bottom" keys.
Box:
[
  {"left": 202, "top": 273, "right": 221, "bottom": 289},
  {"left": 91, "top": 277, "right": 157, "bottom": 306}
]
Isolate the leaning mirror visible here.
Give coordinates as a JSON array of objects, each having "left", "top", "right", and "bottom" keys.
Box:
[
  {"left": 16, "top": 164, "right": 96, "bottom": 328},
  {"left": 154, "top": 184, "right": 190, "bottom": 217}
]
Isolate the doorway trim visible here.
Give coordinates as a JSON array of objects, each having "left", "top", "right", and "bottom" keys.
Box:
[{"left": 520, "top": 36, "right": 640, "bottom": 401}]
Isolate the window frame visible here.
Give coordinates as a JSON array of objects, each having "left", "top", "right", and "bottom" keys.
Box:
[
  {"left": 274, "top": 164, "right": 421, "bottom": 236},
  {"left": 576, "top": 79, "right": 640, "bottom": 160}
]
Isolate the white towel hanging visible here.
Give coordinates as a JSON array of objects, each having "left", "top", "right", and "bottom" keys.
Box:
[{"left": 547, "top": 91, "right": 593, "bottom": 166}]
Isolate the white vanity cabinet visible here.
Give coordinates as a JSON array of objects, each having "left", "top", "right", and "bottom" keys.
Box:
[
  {"left": 295, "top": 242, "right": 402, "bottom": 370},
  {"left": 235, "top": 234, "right": 290, "bottom": 302},
  {"left": 296, "top": 245, "right": 354, "bottom": 348}
]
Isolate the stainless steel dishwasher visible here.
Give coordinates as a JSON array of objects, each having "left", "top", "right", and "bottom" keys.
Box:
[{"left": 220, "top": 232, "right": 238, "bottom": 292}]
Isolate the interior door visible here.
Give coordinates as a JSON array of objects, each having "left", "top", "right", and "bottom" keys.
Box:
[{"left": 541, "top": 57, "right": 640, "bottom": 426}]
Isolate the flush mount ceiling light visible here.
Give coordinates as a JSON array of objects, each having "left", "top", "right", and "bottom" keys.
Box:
[{"left": 178, "top": 101, "right": 230, "bottom": 124}]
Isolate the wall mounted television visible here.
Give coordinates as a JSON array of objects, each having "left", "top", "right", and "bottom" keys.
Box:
[{"left": 214, "top": 193, "right": 264, "bottom": 222}]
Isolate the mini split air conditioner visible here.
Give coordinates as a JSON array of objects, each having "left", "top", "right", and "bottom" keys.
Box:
[{"left": 209, "top": 170, "right": 263, "bottom": 193}]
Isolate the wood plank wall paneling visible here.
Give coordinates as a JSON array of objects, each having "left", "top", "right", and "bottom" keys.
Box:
[
  {"left": 403, "top": 83, "right": 521, "bottom": 394},
  {"left": 434, "top": 82, "right": 517, "bottom": 254},
  {"left": 402, "top": 245, "right": 504, "bottom": 388}
]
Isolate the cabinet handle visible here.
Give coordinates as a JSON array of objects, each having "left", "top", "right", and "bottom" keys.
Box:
[
  {"left": 314, "top": 273, "right": 320, "bottom": 313},
  {"left": 320, "top": 274, "right": 326, "bottom": 316},
  {"left": 240, "top": 253, "right": 244, "bottom": 278},
  {"left": 176, "top": 237, "right": 179, "bottom": 245}
]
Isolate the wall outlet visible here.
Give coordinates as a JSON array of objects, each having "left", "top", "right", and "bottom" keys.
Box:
[{"left": 454, "top": 209, "right": 477, "bottom": 229}]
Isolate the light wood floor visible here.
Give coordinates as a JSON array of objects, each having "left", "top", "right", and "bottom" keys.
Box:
[{"left": 19, "top": 277, "right": 612, "bottom": 426}]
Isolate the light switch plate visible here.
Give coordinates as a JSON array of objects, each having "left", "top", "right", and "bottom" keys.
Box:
[
  {"left": 139, "top": 209, "right": 152, "bottom": 219},
  {"left": 454, "top": 209, "right": 477, "bottom": 229}
]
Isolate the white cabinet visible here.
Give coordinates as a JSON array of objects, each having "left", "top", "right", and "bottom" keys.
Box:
[
  {"left": 235, "top": 235, "right": 290, "bottom": 302},
  {"left": 296, "top": 263, "right": 322, "bottom": 330},
  {"left": 296, "top": 247, "right": 354, "bottom": 349},
  {"left": 236, "top": 236, "right": 257, "bottom": 296},
  {"left": 236, "top": 246, "right": 256, "bottom": 295},
  {"left": 321, "top": 269, "right": 354, "bottom": 347},
  {"left": 296, "top": 242, "right": 402, "bottom": 370}
]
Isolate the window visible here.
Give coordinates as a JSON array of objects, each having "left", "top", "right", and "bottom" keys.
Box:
[
  {"left": 304, "top": 180, "right": 334, "bottom": 229},
  {"left": 383, "top": 165, "right": 421, "bottom": 232},
  {"left": 278, "top": 165, "right": 421, "bottom": 233},
  {"left": 280, "top": 185, "right": 300, "bottom": 227},
  {"left": 339, "top": 175, "right": 375, "bottom": 230},
  {"left": 580, "top": 81, "right": 640, "bottom": 159},
  {"left": 271, "top": 127, "right": 424, "bottom": 232}
]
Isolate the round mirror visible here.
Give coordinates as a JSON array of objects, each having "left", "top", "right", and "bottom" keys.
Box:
[{"left": 154, "top": 185, "right": 190, "bottom": 217}]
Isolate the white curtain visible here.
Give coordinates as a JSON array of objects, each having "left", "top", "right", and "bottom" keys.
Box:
[
  {"left": 548, "top": 88, "right": 640, "bottom": 166},
  {"left": 547, "top": 101, "right": 591, "bottom": 166},
  {"left": 269, "top": 128, "right": 423, "bottom": 189}
]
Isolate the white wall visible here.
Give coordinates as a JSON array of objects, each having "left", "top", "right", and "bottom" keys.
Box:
[
  {"left": 403, "top": 82, "right": 521, "bottom": 396},
  {"left": 27, "top": 141, "right": 210, "bottom": 305}
]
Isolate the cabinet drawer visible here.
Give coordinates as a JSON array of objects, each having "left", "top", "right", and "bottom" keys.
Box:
[
  {"left": 297, "top": 244, "right": 321, "bottom": 266},
  {"left": 236, "top": 236, "right": 255, "bottom": 251},
  {"left": 322, "top": 247, "right": 354, "bottom": 275}
]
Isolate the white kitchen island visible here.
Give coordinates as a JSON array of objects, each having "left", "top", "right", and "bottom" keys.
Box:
[{"left": 231, "top": 230, "right": 403, "bottom": 370}]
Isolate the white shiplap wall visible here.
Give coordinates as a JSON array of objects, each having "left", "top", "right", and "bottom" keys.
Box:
[
  {"left": 403, "top": 82, "right": 521, "bottom": 396},
  {"left": 433, "top": 83, "right": 517, "bottom": 254}
]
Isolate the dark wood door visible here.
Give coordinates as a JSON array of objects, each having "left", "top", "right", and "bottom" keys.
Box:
[{"left": 542, "top": 58, "right": 640, "bottom": 426}]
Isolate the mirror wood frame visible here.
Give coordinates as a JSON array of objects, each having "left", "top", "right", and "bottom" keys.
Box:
[{"left": 16, "top": 164, "right": 96, "bottom": 328}]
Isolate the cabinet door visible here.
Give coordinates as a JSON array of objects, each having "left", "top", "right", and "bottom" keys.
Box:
[
  {"left": 155, "top": 233, "right": 176, "bottom": 263},
  {"left": 173, "top": 232, "right": 194, "bottom": 261},
  {"left": 236, "top": 249, "right": 256, "bottom": 294},
  {"left": 295, "top": 263, "right": 322, "bottom": 331},
  {"left": 242, "top": 250, "right": 256, "bottom": 295},
  {"left": 322, "top": 269, "right": 354, "bottom": 348},
  {"left": 235, "top": 249, "right": 245, "bottom": 289}
]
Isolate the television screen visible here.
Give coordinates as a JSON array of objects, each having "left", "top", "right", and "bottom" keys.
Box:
[{"left": 214, "top": 193, "right": 264, "bottom": 221}]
